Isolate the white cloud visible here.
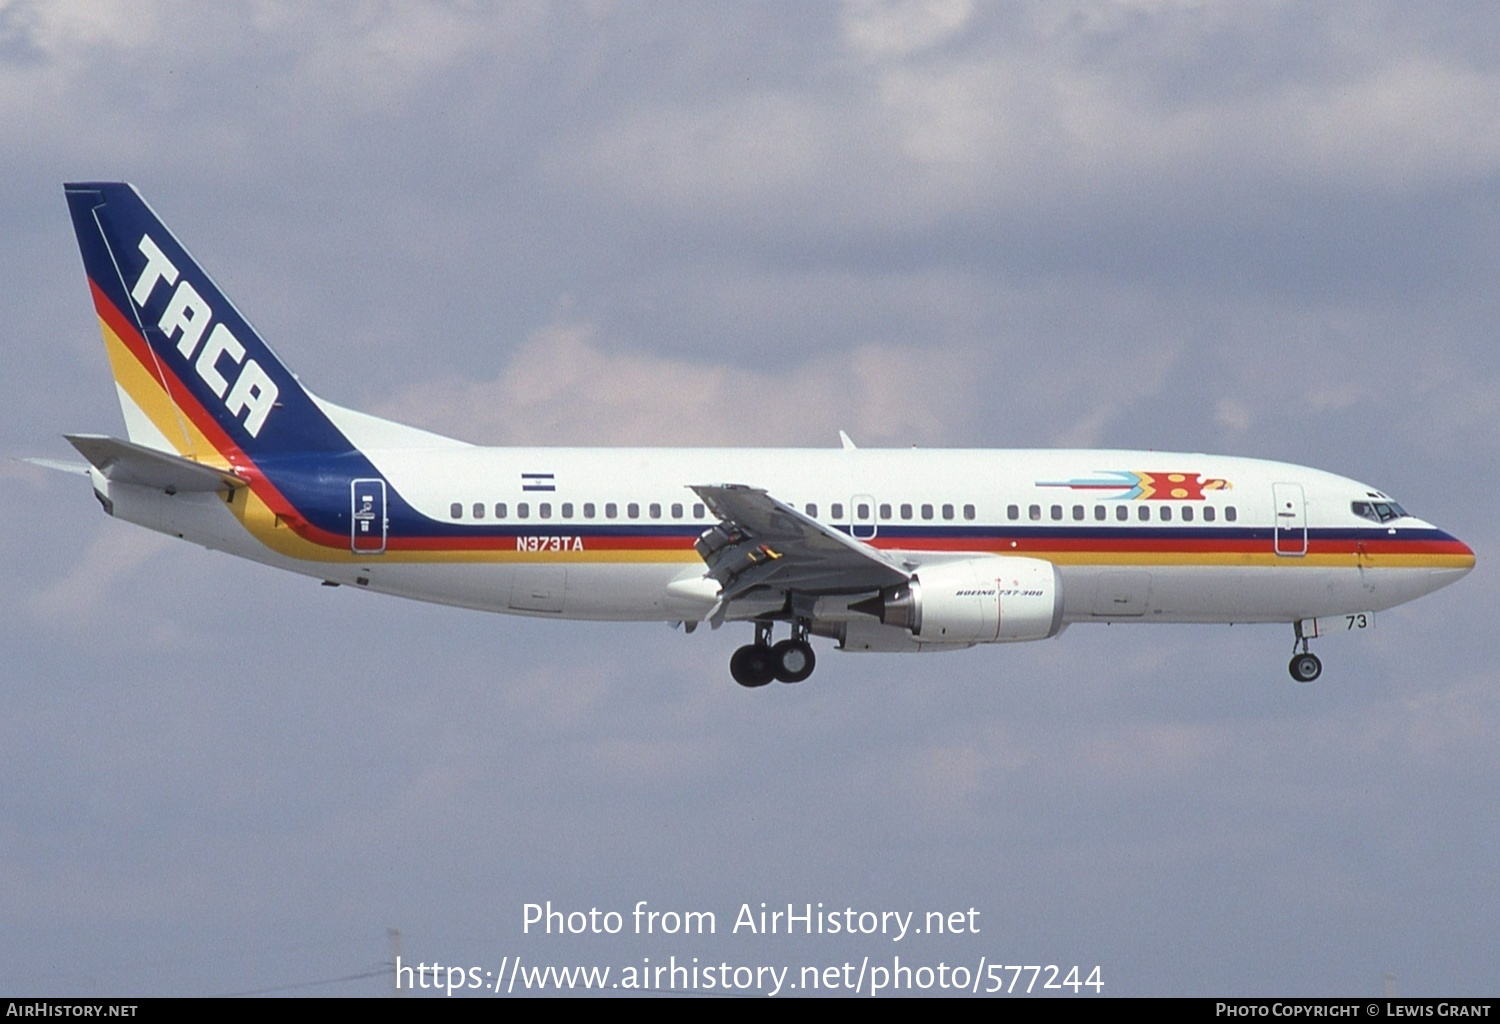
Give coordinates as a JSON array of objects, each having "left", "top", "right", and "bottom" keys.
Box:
[
  {"left": 250, "top": 1, "right": 545, "bottom": 111},
  {"left": 0, "top": 0, "right": 159, "bottom": 56},
  {"left": 1214, "top": 397, "right": 1252, "bottom": 433},
  {"left": 0, "top": 0, "right": 545, "bottom": 169},
  {"left": 551, "top": 5, "right": 1500, "bottom": 231},
  {"left": 841, "top": 0, "right": 975, "bottom": 60},
  {"left": 375, "top": 320, "right": 979, "bottom": 446},
  {"left": 1052, "top": 402, "right": 1128, "bottom": 448},
  {"left": 28, "top": 525, "right": 170, "bottom": 622},
  {"left": 556, "top": 91, "right": 842, "bottom": 218},
  {"left": 10, "top": 1, "right": 1500, "bottom": 246}
]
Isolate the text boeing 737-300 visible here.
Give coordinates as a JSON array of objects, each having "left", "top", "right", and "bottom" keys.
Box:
[{"left": 47, "top": 182, "right": 1474, "bottom": 687}]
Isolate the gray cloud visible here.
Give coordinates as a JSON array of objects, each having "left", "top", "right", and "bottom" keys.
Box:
[{"left": 2, "top": 0, "right": 1496, "bottom": 997}]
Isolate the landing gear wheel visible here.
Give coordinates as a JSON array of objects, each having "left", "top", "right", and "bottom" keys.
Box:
[
  {"left": 730, "top": 644, "right": 776, "bottom": 688},
  {"left": 1289, "top": 652, "right": 1322, "bottom": 683},
  {"left": 771, "top": 639, "right": 816, "bottom": 683}
]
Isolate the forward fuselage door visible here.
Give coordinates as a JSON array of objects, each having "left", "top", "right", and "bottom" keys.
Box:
[
  {"left": 1272, "top": 482, "right": 1307, "bottom": 557},
  {"left": 851, "top": 493, "right": 878, "bottom": 540},
  {"left": 351, "top": 478, "right": 388, "bottom": 554}
]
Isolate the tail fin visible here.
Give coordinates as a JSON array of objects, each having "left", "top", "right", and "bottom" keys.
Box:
[{"left": 64, "top": 182, "right": 352, "bottom": 463}]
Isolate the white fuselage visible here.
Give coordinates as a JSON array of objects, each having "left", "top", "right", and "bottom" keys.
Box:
[{"left": 93, "top": 445, "right": 1473, "bottom": 636}]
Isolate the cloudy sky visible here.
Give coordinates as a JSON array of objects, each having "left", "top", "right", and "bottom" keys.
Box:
[{"left": 2, "top": 0, "right": 1496, "bottom": 997}]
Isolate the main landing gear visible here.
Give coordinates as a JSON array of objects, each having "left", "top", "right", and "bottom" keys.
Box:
[
  {"left": 730, "top": 621, "right": 816, "bottom": 687},
  {"left": 1288, "top": 623, "right": 1322, "bottom": 683}
]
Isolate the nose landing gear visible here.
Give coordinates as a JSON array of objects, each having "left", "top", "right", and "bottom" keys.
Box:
[
  {"left": 730, "top": 620, "right": 816, "bottom": 687},
  {"left": 1288, "top": 622, "right": 1322, "bottom": 682},
  {"left": 1289, "top": 651, "right": 1323, "bottom": 683}
]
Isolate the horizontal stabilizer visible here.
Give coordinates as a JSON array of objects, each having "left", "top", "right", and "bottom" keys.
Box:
[
  {"left": 65, "top": 434, "right": 246, "bottom": 493},
  {"left": 22, "top": 457, "right": 91, "bottom": 477}
]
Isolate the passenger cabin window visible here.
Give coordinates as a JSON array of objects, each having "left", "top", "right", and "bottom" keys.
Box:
[
  {"left": 1050, "top": 505, "right": 1062, "bottom": 521},
  {"left": 942, "top": 504, "right": 954, "bottom": 520},
  {"left": 1225, "top": 507, "right": 1238, "bottom": 522},
  {"left": 901, "top": 503, "right": 913, "bottom": 520},
  {"left": 1181, "top": 506, "right": 1193, "bottom": 522},
  {"left": 450, "top": 502, "right": 462, "bottom": 519},
  {"left": 1029, "top": 504, "right": 1041, "bottom": 521},
  {"left": 1007, "top": 504, "right": 1019, "bottom": 521},
  {"left": 605, "top": 502, "right": 618, "bottom": 519},
  {"left": 671, "top": 503, "right": 683, "bottom": 519},
  {"left": 693, "top": 503, "right": 706, "bottom": 519},
  {"left": 1138, "top": 506, "right": 1150, "bottom": 521},
  {"left": 628, "top": 503, "right": 640, "bottom": 519},
  {"left": 562, "top": 502, "right": 574, "bottom": 518},
  {"left": 963, "top": 504, "right": 976, "bottom": 520},
  {"left": 472, "top": 502, "right": 485, "bottom": 519},
  {"left": 1203, "top": 506, "right": 1216, "bottom": 522},
  {"left": 649, "top": 503, "right": 661, "bottom": 519},
  {"left": 1094, "top": 505, "right": 1106, "bottom": 521},
  {"left": 583, "top": 503, "right": 595, "bottom": 518},
  {"left": 517, "top": 503, "right": 530, "bottom": 519},
  {"left": 540, "top": 503, "right": 552, "bottom": 519},
  {"left": 1160, "top": 506, "right": 1172, "bottom": 522},
  {"left": 496, "top": 502, "right": 508, "bottom": 519},
  {"left": 857, "top": 502, "right": 871, "bottom": 519},
  {"left": 1072, "top": 505, "right": 1084, "bottom": 521},
  {"left": 1116, "top": 505, "right": 1128, "bottom": 521},
  {"left": 880, "top": 503, "right": 892, "bottom": 519},
  {"left": 921, "top": 504, "right": 933, "bottom": 520},
  {"left": 806, "top": 503, "right": 817, "bottom": 517},
  {"left": 831, "top": 503, "right": 844, "bottom": 519}
]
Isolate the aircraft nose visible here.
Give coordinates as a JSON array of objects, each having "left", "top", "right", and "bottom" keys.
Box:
[
  {"left": 1433, "top": 527, "right": 1476, "bottom": 579},
  {"left": 1455, "top": 535, "right": 1477, "bottom": 571}
]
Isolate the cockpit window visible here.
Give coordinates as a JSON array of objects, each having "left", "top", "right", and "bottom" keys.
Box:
[{"left": 1352, "top": 500, "right": 1409, "bottom": 523}]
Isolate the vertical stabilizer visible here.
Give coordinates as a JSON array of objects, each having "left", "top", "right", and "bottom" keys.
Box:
[{"left": 64, "top": 182, "right": 353, "bottom": 462}]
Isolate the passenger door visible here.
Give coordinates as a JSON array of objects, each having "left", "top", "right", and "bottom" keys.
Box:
[{"left": 1273, "top": 483, "right": 1307, "bottom": 556}]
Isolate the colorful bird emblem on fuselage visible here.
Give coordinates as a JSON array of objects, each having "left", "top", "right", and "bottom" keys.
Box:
[{"left": 1036, "top": 471, "right": 1232, "bottom": 500}]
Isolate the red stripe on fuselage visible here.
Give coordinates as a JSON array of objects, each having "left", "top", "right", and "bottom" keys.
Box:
[{"left": 862, "top": 534, "right": 1471, "bottom": 557}]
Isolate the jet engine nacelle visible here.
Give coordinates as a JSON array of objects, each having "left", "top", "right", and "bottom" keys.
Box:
[{"left": 856, "top": 555, "right": 1064, "bottom": 643}]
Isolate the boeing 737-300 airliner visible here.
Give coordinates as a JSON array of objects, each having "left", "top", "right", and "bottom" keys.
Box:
[{"left": 48, "top": 183, "right": 1475, "bottom": 687}]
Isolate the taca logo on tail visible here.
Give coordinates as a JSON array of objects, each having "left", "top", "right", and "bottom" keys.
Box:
[
  {"left": 128, "top": 232, "right": 279, "bottom": 437},
  {"left": 64, "top": 182, "right": 352, "bottom": 461}
]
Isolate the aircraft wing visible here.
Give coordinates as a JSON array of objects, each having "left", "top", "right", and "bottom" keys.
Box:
[
  {"left": 690, "top": 484, "right": 909, "bottom": 604},
  {"left": 65, "top": 434, "right": 247, "bottom": 493}
]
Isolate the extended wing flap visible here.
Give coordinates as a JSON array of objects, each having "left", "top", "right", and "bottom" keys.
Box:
[
  {"left": 65, "top": 434, "right": 246, "bottom": 493},
  {"left": 691, "top": 484, "right": 908, "bottom": 601}
]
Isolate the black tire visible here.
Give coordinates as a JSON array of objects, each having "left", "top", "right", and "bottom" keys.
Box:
[
  {"left": 730, "top": 644, "right": 775, "bottom": 687},
  {"left": 1289, "top": 652, "right": 1322, "bottom": 683},
  {"left": 771, "top": 639, "right": 816, "bottom": 683}
]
